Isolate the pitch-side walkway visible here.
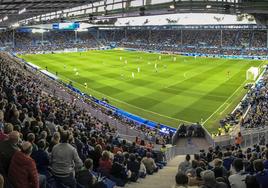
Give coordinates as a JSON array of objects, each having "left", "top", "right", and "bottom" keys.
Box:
[{"left": 123, "top": 155, "right": 198, "bottom": 188}]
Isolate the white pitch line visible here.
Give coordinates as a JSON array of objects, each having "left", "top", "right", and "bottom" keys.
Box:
[
  {"left": 183, "top": 71, "right": 188, "bottom": 78},
  {"left": 60, "top": 75, "right": 194, "bottom": 124},
  {"left": 203, "top": 80, "right": 246, "bottom": 125},
  {"left": 220, "top": 103, "right": 230, "bottom": 115}
]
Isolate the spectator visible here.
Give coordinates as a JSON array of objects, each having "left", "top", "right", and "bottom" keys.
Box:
[
  {"left": 113, "top": 154, "right": 131, "bottom": 181},
  {"left": 0, "top": 131, "right": 20, "bottom": 175},
  {"left": 27, "top": 133, "right": 38, "bottom": 153},
  {"left": 8, "top": 141, "right": 46, "bottom": 188},
  {"left": 228, "top": 158, "right": 247, "bottom": 188},
  {"left": 263, "top": 150, "right": 268, "bottom": 170},
  {"left": 31, "top": 139, "right": 50, "bottom": 176},
  {"left": 127, "top": 153, "right": 140, "bottom": 182},
  {"left": 200, "top": 170, "right": 228, "bottom": 188},
  {"left": 48, "top": 131, "right": 60, "bottom": 152},
  {"left": 188, "top": 167, "right": 204, "bottom": 186},
  {"left": 98, "top": 150, "right": 112, "bottom": 175},
  {"left": 51, "top": 131, "right": 83, "bottom": 188},
  {"left": 235, "top": 132, "right": 243, "bottom": 148},
  {"left": 45, "top": 113, "right": 57, "bottom": 136},
  {"left": 138, "top": 156, "right": 146, "bottom": 178},
  {"left": 178, "top": 154, "right": 191, "bottom": 173},
  {"left": 77, "top": 158, "right": 96, "bottom": 188},
  {"left": 0, "top": 123, "right": 13, "bottom": 141},
  {"left": 142, "top": 152, "right": 158, "bottom": 175},
  {"left": 173, "top": 172, "right": 189, "bottom": 188},
  {"left": 254, "top": 159, "right": 268, "bottom": 188},
  {"left": 212, "top": 159, "right": 228, "bottom": 179},
  {"left": 245, "top": 175, "right": 259, "bottom": 188},
  {"left": 90, "top": 144, "right": 102, "bottom": 170}
]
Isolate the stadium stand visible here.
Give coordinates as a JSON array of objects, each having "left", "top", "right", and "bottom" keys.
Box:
[
  {"left": 0, "top": 52, "right": 169, "bottom": 188},
  {"left": 1, "top": 1, "right": 268, "bottom": 188},
  {"left": 0, "top": 29, "right": 267, "bottom": 56}
]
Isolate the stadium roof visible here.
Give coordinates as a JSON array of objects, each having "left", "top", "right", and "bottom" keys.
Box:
[{"left": 1, "top": 0, "right": 268, "bottom": 28}]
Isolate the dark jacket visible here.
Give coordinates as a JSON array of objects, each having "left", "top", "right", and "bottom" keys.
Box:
[
  {"left": 127, "top": 160, "right": 140, "bottom": 181},
  {"left": 31, "top": 149, "right": 50, "bottom": 175},
  {"left": 111, "top": 162, "right": 128, "bottom": 180},
  {"left": 0, "top": 140, "right": 19, "bottom": 175},
  {"left": 77, "top": 168, "right": 94, "bottom": 188},
  {"left": 127, "top": 160, "right": 140, "bottom": 175}
]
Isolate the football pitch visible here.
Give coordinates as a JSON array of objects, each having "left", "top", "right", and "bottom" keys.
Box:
[{"left": 19, "top": 50, "right": 264, "bottom": 133}]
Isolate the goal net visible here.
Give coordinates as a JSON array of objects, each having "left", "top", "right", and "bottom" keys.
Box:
[{"left": 246, "top": 67, "right": 259, "bottom": 81}]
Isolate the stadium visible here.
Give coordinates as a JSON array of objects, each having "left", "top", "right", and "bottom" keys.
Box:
[{"left": 1, "top": 0, "right": 268, "bottom": 188}]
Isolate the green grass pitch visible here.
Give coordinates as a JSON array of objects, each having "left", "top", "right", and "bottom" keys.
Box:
[{"left": 19, "top": 50, "right": 264, "bottom": 133}]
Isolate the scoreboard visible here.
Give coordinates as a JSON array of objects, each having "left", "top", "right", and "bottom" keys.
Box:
[{"left": 52, "top": 23, "right": 80, "bottom": 30}]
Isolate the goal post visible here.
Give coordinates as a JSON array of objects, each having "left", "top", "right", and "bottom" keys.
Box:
[{"left": 246, "top": 67, "right": 259, "bottom": 81}]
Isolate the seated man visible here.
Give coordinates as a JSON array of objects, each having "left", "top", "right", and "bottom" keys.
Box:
[
  {"left": 111, "top": 154, "right": 130, "bottom": 183},
  {"left": 200, "top": 170, "right": 228, "bottom": 188},
  {"left": 127, "top": 154, "right": 140, "bottom": 182},
  {"left": 228, "top": 158, "right": 247, "bottom": 188},
  {"left": 254, "top": 159, "right": 268, "bottom": 188},
  {"left": 178, "top": 154, "right": 191, "bottom": 174},
  {"left": 142, "top": 152, "right": 158, "bottom": 175},
  {"left": 173, "top": 172, "right": 189, "bottom": 188},
  {"left": 77, "top": 158, "right": 96, "bottom": 188}
]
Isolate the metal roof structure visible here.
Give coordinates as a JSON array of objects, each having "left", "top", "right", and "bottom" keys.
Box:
[
  {"left": 0, "top": 0, "right": 91, "bottom": 27},
  {"left": 1, "top": 0, "right": 268, "bottom": 28}
]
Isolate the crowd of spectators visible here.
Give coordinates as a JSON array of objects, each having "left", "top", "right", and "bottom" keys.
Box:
[
  {"left": 240, "top": 72, "right": 268, "bottom": 129},
  {"left": 101, "top": 29, "right": 268, "bottom": 56},
  {"left": 175, "top": 123, "right": 205, "bottom": 139},
  {"left": 176, "top": 144, "right": 268, "bottom": 188},
  {"left": 215, "top": 68, "right": 268, "bottom": 137},
  {"left": 0, "top": 31, "right": 101, "bottom": 54},
  {"left": 0, "top": 29, "right": 268, "bottom": 56},
  {"left": 0, "top": 52, "right": 168, "bottom": 188}
]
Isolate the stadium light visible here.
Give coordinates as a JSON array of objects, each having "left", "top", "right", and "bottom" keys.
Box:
[
  {"left": 3, "top": 16, "right": 8, "bottom": 21},
  {"left": 206, "top": 5, "right": 212, "bottom": 9},
  {"left": 11, "top": 22, "right": 20, "bottom": 28},
  {"left": 76, "top": 28, "right": 88, "bottom": 32},
  {"left": 32, "top": 29, "right": 46, "bottom": 33},
  {"left": 169, "top": 5, "right": 175, "bottom": 9},
  {"left": 18, "top": 8, "right": 26, "bottom": 14}
]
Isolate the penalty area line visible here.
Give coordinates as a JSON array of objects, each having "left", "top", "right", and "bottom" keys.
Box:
[{"left": 202, "top": 80, "right": 246, "bottom": 125}]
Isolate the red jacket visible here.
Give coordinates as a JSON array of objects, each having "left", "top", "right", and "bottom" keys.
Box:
[
  {"left": 8, "top": 151, "right": 39, "bottom": 188},
  {"left": 99, "top": 159, "right": 112, "bottom": 175}
]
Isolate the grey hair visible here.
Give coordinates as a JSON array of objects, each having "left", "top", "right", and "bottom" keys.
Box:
[{"left": 201, "top": 170, "right": 215, "bottom": 182}]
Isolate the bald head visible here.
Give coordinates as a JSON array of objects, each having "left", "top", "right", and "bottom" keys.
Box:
[
  {"left": 21, "top": 141, "right": 32, "bottom": 155},
  {"left": 9, "top": 131, "right": 20, "bottom": 144}
]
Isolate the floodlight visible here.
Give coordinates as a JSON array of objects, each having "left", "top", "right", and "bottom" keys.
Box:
[
  {"left": 76, "top": 28, "right": 88, "bottom": 32},
  {"left": 18, "top": 8, "right": 26, "bottom": 14},
  {"left": 11, "top": 23, "right": 20, "bottom": 28},
  {"left": 32, "top": 29, "right": 46, "bottom": 33},
  {"left": 169, "top": 5, "right": 175, "bottom": 9},
  {"left": 3, "top": 16, "right": 8, "bottom": 21},
  {"left": 206, "top": 5, "right": 212, "bottom": 9}
]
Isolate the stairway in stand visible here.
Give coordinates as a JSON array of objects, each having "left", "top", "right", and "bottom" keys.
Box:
[{"left": 123, "top": 155, "right": 198, "bottom": 188}]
